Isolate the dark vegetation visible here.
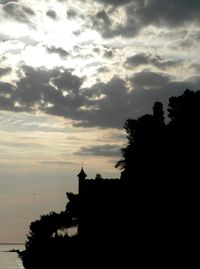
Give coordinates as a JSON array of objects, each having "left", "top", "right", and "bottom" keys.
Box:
[{"left": 19, "top": 89, "right": 200, "bottom": 268}]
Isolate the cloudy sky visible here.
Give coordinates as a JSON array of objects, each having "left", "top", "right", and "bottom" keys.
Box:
[{"left": 0, "top": 0, "right": 200, "bottom": 242}]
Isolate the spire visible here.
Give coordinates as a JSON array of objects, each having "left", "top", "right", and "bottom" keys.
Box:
[{"left": 77, "top": 167, "right": 87, "bottom": 180}]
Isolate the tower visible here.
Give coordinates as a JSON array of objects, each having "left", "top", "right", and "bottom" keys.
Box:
[
  {"left": 77, "top": 167, "right": 87, "bottom": 195},
  {"left": 77, "top": 167, "right": 87, "bottom": 235}
]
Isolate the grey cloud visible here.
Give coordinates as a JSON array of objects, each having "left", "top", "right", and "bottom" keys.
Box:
[
  {"left": 76, "top": 144, "right": 121, "bottom": 157},
  {"left": 190, "top": 63, "right": 200, "bottom": 73},
  {"left": 96, "top": 10, "right": 111, "bottom": 25},
  {"left": 3, "top": 2, "right": 35, "bottom": 25},
  {"left": 0, "top": 32, "right": 38, "bottom": 45},
  {"left": 134, "top": 0, "right": 200, "bottom": 27},
  {"left": 0, "top": 67, "right": 11, "bottom": 77},
  {"left": 0, "top": 81, "right": 14, "bottom": 93},
  {"left": 0, "top": 0, "right": 18, "bottom": 4},
  {"left": 97, "top": 66, "right": 109, "bottom": 73},
  {"left": 92, "top": 10, "right": 112, "bottom": 37},
  {"left": 95, "top": 0, "right": 132, "bottom": 5},
  {"left": 51, "top": 70, "right": 83, "bottom": 93},
  {"left": 130, "top": 71, "right": 173, "bottom": 88},
  {"left": 46, "top": 46, "right": 69, "bottom": 58},
  {"left": 103, "top": 49, "right": 114, "bottom": 58},
  {"left": 124, "top": 53, "right": 149, "bottom": 68},
  {"left": 0, "top": 65, "right": 86, "bottom": 116},
  {"left": 67, "top": 8, "right": 77, "bottom": 19},
  {"left": 92, "top": 0, "right": 200, "bottom": 38},
  {"left": 124, "top": 53, "right": 182, "bottom": 70},
  {"left": 74, "top": 72, "right": 199, "bottom": 128},
  {"left": 127, "top": 71, "right": 198, "bottom": 117},
  {"left": 92, "top": 7, "right": 139, "bottom": 38},
  {"left": 46, "top": 9, "right": 57, "bottom": 20},
  {"left": 0, "top": 65, "right": 199, "bottom": 129}
]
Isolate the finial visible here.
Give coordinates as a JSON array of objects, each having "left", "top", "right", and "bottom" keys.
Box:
[{"left": 77, "top": 166, "right": 87, "bottom": 179}]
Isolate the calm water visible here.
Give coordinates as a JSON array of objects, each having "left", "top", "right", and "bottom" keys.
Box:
[{"left": 0, "top": 244, "right": 25, "bottom": 269}]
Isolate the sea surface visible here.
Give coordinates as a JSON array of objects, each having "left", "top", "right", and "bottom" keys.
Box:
[{"left": 0, "top": 244, "right": 25, "bottom": 269}]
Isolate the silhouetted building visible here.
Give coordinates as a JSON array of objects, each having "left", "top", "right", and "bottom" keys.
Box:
[{"left": 77, "top": 168, "right": 125, "bottom": 239}]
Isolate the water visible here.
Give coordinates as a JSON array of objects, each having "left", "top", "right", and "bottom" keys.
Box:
[{"left": 0, "top": 244, "right": 25, "bottom": 269}]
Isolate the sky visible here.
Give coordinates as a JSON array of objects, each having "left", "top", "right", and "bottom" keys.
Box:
[{"left": 0, "top": 0, "right": 200, "bottom": 242}]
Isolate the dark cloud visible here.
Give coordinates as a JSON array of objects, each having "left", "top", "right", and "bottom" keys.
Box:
[
  {"left": 0, "top": 81, "right": 14, "bottom": 93},
  {"left": 67, "top": 8, "right": 77, "bottom": 19},
  {"left": 130, "top": 71, "right": 173, "bottom": 88},
  {"left": 91, "top": 7, "right": 139, "bottom": 38},
  {"left": 2, "top": 2, "right": 35, "bottom": 25},
  {"left": 190, "top": 63, "right": 200, "bottom": 73},
  {"left": 0, "top": 66, "right": 84, "bottom": 113},
  {"left": 125, "top": 53, "right": 149, "bottom": 68},
  {"left": 46, "top": 9, "right": 57, "bottom": 20},
  {"left": 169, "top": 39, "right": 195, "bottom": 51},
  {"left": 0, "top": 67, "right": 11, "bottom": 77},
  {"left": 124, "top": 53, "right": 182, "bottom": 70},
  {"left": 103, "top": 48, "right": 114, "bottom": 58},
  {"left": 0, "top": 81, "right": 16, "bottom": 110},
  {"left": 97, "top": 66, "right": 109, "bottom": 73},
  {"left": 95, "top": 0, "right": 132, "bottom": 5},
  {"left": 51, "top": 70, "right": 83, "bottom": 93},
  {"left": 46, "top": 46, "right": 69, "bottom": 58},
  {"left": 133, "top": 0, "right": 200, "bottom": 28},
  {"left": 92, "top": 10, "right": 112, "bottom": 37},
  {"left": 0, "top": 65, "right": 199, "bottom": 129},
  {"left": 91, "top": 0, "right": 200, "bottom": 38},
  {"left": 76, "top": 144, "right": 121, "bottom": 157},
  {"left": 0, "top": 0, "right": 18, "bottom": 4}
]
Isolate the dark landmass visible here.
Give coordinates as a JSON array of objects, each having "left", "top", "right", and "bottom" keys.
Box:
[
  {"left": 19, "top": 89, "right": 199, "bottom": 268},
  {"left": 4, "top": 249, "right": 21, "bottom": 253}
]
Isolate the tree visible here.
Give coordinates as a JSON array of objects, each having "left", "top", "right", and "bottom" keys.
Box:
[{"left": 116, "top": 101, "right": 165, "bottom": 182}]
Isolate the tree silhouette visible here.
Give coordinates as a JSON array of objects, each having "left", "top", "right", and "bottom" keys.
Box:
[{"left": 116, "top": 89, "right": 200, "bottom": 261}]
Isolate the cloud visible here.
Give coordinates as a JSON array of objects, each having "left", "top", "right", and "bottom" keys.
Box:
[
  {"left": 46, "top": 9, "right": 58, "bottom": 20},
  {"left": 133, "top": 0, "right": 200, "bottom": 28},
  {"left": 0, "top": 65, "right": 199, "bottom": 129},
  {"left": 46, "top": 46, "right": 69, "bottom": 58},
  {"left": 130, "top": 70, "right": 173, "bottom": 88},
  {"left": 103, "top": 48, "right": 114, "bottom": 58},
  {"left": 92, "top": 10, "right": 112, "bottom": 37},
  {"left": 0, "top": 65, "right": 85, "bottom": 115},
  {"left": 91, "top": 0, "right": 200, "bottom": 38},
  {"left": 51, "top": 69, "right": 83, "bottom": 92},
  {"left": 38, "top": 160, "right": 78, "bottom": 165},
  {"left": 124, "top": 53, "right": 183, "bottom": 71},
  {"left": 124, "top": 53, "right": 149, "bottom": 68},
  {"left": 0, "top": 0, "right": 18, "bottom": 4},
  {"left": 0, "top": 67, "right": 11, "bottom": 77},
  {"left": 1, "top": 141, "right": 47, "bottom": 148},
  {"left": 2, "top": 2, "right": 35, "bottom": 25},
  {"left": 97, "top": 66, "right": 109, "bottom": 73},
  {"left": 67, "top": 8, "right": 77, "bottom": 19},
  {"left": 95, "top": 0, "right": 132, "bottom": 6},
  {"left": 76, "top": 144, "right": 121, "bottom": 157},
  {"left": 0, "top": 81, "right": 14, "bottom": 93}
]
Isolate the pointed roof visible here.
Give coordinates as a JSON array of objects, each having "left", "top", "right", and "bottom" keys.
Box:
[{"left": 77, "top": 167, "right": 87, "bottom": 179}]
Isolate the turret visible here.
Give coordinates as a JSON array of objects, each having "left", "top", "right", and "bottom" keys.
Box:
[
  {"left": 77, "top": 167, "right": 87, "bottom": 180},
  {"left": 77, "top": 167, "right": 87, "bottom": 194}
]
